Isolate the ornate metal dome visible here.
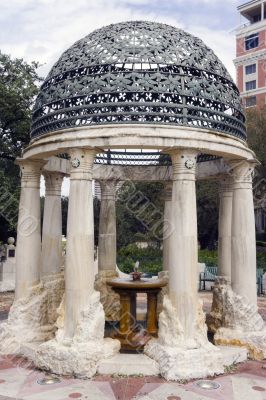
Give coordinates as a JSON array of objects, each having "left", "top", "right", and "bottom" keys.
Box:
[{"left": 31, "top": 21, "right": 246, "bottom": 141}]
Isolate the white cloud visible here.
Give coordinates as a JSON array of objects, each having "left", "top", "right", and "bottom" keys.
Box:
[{"left": 0, "top": 0, "right": 239, "bottom": 79}]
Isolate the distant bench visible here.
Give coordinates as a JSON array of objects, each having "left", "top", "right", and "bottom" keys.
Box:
[
  {"left": 199, "top": 266, "right": 265, "bottom": 295},
  {"left": 199, "top": 266, "right": 217, "bottom": 291}
]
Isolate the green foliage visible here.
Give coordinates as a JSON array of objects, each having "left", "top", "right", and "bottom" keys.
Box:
[
  {"left": 93, "top": 196, "right": 101, "bottom": 246},
  {"left": 116, "top": 181, "right": 164, "bottom": 248},
  {"left": 257, "top": 241, "right": 266, "bottom": 248},
  {"left": 198, "top": 249, "right": 218, "bottom": 267},
  {"left": 257, "top": 251, "right": 266, "bottom": 270},
  {"left": 197, "top": 181, "right": 219, "bottom": 249},
  {"left": 246, "top": 106, "right": 266, "bottom": 167},
  {"left": 117, "top": 244, "right": 162, "bottom": 274},
  {"left": 0, "top": 51, "right": 41, "bottom": 241},
  {"left": 0, "top": 52, "right": 42, "bottom": 160},
  {"left": 116, "top": 244, "right": 266, "bottom": 275}
]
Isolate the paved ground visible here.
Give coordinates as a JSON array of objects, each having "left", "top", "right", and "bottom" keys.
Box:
[{"left": 0, "top": 291, "right": 266, "bottom": 399}]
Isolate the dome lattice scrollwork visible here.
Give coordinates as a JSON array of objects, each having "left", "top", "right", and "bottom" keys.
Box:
[{"left": 31, "top": 21, "right": 246, "bottom": 141}]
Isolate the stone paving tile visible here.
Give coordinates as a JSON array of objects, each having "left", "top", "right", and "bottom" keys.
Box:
[{"left": 0, "top": 361, "right": 265, "bottom": 399}]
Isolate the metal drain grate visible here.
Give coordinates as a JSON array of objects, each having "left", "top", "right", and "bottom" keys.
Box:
[
  {"left": 37, "top": 375, "right": 61, "bottom": 385},
  {"left": 195, "top": 380, "right": 221, "bottom": 390}
]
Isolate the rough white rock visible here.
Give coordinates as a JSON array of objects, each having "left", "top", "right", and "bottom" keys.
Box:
[
  {"left": 33, "top": 291, "right": 120, "bottom": 378},
  {"left": 144, "top": 295, "right": 245, "bottom": 380},
  {"left": 0, "top": 273, "right": 64, "bottom": 355},
  {"left": 208, "top": 278, "right": 266, "bottom": 360},
  {"left": 94, "top": 270, "right": 120, "bottom": 321}
]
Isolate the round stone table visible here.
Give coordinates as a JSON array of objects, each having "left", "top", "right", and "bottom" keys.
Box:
[{"left": 107, "top": 278, "right": 167, "bottom": 351}]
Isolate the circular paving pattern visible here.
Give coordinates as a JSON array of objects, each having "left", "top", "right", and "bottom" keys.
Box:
[
  {"left": 0, "top": 379, "right": 6, "bottom": 384},
  {"left": 68, "top": 393, "right": 83, "bottom": 398},
  {"left": 167, "top": 396, "right": 181, "bottom": 400},
  {"left": 252, "top": 386, "right": 266, "bottom": 392}
]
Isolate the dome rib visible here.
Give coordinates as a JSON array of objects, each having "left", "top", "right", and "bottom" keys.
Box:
[{"left": 31, "top": 21, "right": 246, "bottom": 141}]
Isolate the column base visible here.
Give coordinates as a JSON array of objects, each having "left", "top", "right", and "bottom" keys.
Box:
[
  {"left": 207, "top": 278, "right": 266, "bottom": 360},
  {"left": 144, "top": 294, "right": 246, "bottom": 380},
  {"left": 0, "top": 273, "right": 65, "bottom": 355},
  {"left": 94, "top": 270, "right": 121, "bottom": 321},
  {"left": 31, "top": 291, "right": 120, "bottom": 378}
]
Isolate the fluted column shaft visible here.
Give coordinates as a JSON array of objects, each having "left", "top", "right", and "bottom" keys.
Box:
[
  {"left": 15, "top": 159, "right": 45, "bottom": 300},
  {"left": 41, "top": 172, "right": 64, "bottom": 277},
  {"left": 218, "top": 178, "right": 233, "bottom": 280},
  {"left": 162, "top": 182, "right": 172, "bottom": 272},
  {"left": 230, "top": 160, "right": 257, "bottom": 307},
  {"left": 98, "top": 180, "right": 117, "bottom": 271},
  {"left": 64, "top": 148, "right": 95, "bottom": 339},
  {"left": 169, "top": 150, "right": 198, "bottom": 339}
]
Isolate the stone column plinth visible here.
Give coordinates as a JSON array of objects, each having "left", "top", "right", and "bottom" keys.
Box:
[
  {"left": 41, "top": 172, "right": 64, "bottom": 278},
  {"left": 168, "top": 150, "right": 199, "bottom": 340},
  {"left": 230, "top": 160, "right": 257, "bottom": 306},
  {"left": 15, "top": 159, "right": 45, "bottom": 300},
  {"left": 145, "top": 150, "right": 229, "bottom": 380},
  {"left": 95, "top": 180, "right": 120, "bottom": 321},
  {"left": 217, "top": 178, "right": 233, "bottom": 280},
  {"left": 64, "top": 148, "right": 96, "bottom": 339},
  {"left": 209, "top": 160, "right": 266, "bottom": 361}
]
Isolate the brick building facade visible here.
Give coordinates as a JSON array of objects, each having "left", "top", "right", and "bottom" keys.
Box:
[{"left": 234, "top": 0, "right": 266, "bottom": 108}]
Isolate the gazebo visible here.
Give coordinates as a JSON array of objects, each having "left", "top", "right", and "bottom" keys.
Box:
[{"left": 1, "top": 21, "right": 266, "bottom": 380}]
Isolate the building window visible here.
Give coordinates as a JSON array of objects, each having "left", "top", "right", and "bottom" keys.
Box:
[
  {"left": 245, "top": 63, "right": 256, "bottom": 75},
  {"left": 253, "top": 14, "right": 261, "bottom": 23},
  {"left": 246, "top": 96, "right": 257, "bottom": 107},
  {"left": 245, "top": 33, "right": 259, "bottom": 50},
  {"left": 246, "top": 80, "right": 256, "bottom": 91}
]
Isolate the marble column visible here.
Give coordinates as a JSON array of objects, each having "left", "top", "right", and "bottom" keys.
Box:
[
  {"left": 98, "top": 180, "right": 117, "bottom": 272},
  {"left": 95, "top": 180, "right": 120, "bottom": 321},
  {"left": 15, "top": 159, "right": 45, "bottom": 300},
  {"left": 162, "top": 182, "right": 172, "bottom": 273},
  {"left": 41, "top": 172, "right": 64, "bottom": 278},
  {"left": 230, "top": 160, "right": 258, "bottom": 307},
  {"left": 217, "top": 178, "right": 233, "bottom": 280},
  {"left": 64, "top": 148, "right": 95, "bottom": 339},
  {"left": 169, "top": 150, "right": 198, "bottom": 340}
]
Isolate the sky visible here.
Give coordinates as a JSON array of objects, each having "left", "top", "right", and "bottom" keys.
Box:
[
  {"left": 0, "top": 0, "right": 246, "bottom": 195},
  {"left": 1, "top": 0, "right": 245, "bottom": 79}
]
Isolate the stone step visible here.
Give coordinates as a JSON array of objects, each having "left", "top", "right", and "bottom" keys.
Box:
[{"left": 97, "top": 353, "right": 159, "bottom": 376}]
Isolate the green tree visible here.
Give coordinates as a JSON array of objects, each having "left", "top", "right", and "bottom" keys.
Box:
[
  {"left": 246, "top": 105, "right": 266, "bottom": 166},
  {"left": 116, "top": 181, "right": 164, "bottom": 248},
  {"left": 0, "top": 52, "right": 41, "bottom": 241},
  {"left": 197, "top": 180, "right": 219, "bottom": 249}
]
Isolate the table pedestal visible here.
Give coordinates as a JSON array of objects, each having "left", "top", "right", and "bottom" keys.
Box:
[{"left": 107, "top": 278, "right": 167, "bottom": 351}]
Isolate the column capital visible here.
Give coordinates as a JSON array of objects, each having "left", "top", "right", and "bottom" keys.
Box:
[
  {"left": 99, "top": 180, "right": 117, "bottom": 200},
  {"left": 227, "top": 159, "right": 258, "bottom": 189},
  {"left": 43, "top": 172, "right": 64, "bottom": 196},
  {"left": 169, "top": 150, "right": 198, "bottom": 181},
  {"left": 16, "top": 158, "right": 46, "bottom": 189},
  {"left": 69, "top": 148, "right": 96, "bottom": 180}
]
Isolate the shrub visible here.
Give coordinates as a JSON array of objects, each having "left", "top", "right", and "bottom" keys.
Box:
[
  {"left": 117, "top": 244, "right": 162, "bottom": 275},
  {"left": 198, "top": 249, "right": 218, "bottom": 268},
  {"left": 117, "top": 246, "right": 266, "bottom": 274},
  {"left": 257, "top": 241, "right": 266, "bottom": 248}
]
